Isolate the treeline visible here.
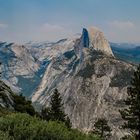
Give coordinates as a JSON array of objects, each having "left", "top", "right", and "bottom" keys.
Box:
[
  {"left": 0, "top": 113, "right": 100, "bottom": 140},
  {"left": 0, "top": 89, "right": 100, "bottom": 140},
  {"left": 120, "top": 65, "right": 140, "bottom": 140},
  {"left": 0, "top": 80, "right": 100, "bottom": 139},
  {"left": 0, "top": 62, "right": 140, "bottom": 140}
]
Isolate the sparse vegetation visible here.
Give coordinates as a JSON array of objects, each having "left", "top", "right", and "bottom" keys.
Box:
[
  {"left": 120, "top": 65, "right": 140, "bottom": 140},
  {"left": 110, "top": 69, "right": 134, "bottom": 88}
]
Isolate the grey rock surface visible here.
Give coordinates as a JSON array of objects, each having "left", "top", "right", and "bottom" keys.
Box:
[
  {"left": 0, "top": 27, "right": 136, "bottom": 139},
  {"left": 31, "top": 27, "right": 135, "bottom": 139}
]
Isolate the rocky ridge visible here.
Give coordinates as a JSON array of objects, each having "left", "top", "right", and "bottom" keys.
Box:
[
  {"left": 0, "top": 26, "right": 136, "bottom": 139},
  {"left": 31, "top": 27, "right": 135, "bottom": 139}
]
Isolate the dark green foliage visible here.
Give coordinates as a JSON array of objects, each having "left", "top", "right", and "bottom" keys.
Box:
[
  {"left": 0, "top": 62, "right": 1, "bottom": 77},
  {"left": 41, "top": 89, "right": 72, "bottom": 128},
  {"left": 120, "top": 65, "right": 140, "bottom": 140},
  {"left": 41, "top": 89, "right": 66, "bottom": 121},
  {"left": 0, "top": 130, "right": 12, "bottom": 140},
  {"left": 0, "top": 107, "right": 13, "bottom": 117},
  {"left": 121, "top": 135, "right": 136, "bottom": 140},
  {"left": 13, "top": 94, "right": 36, "bottom": 116},
  {"left": 65, "top": 116, "right": 72, "bottom": 129},
  {"left": 93, "top": 118, "right": 112, "bottom": 140},
  {"left": 49, "top": 89, "right": 66, "bottom": 121},
  {"left": 0, "top": 113, "right": 100, "bottom": 140},
  {"left": 41, "top": 107, "right": 51, "bottom": 120}
]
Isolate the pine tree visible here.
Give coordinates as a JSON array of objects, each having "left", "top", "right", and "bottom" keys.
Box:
[
  {"left": 13, "top": 93, "right": 36, "bottom": 116},
  {"left": 41, "top": 107, "right": 51, "bottom": 121},
  {"left": 41, "top": 89, "right": 71, "bottom": 128},
  {"left": 93, "top": 118, "right": 111, "bottom": 140},
  {"left": 0, "top": 62, "right": 2, "bottom": 77},
  {"left": 120, "top": 65, "right": 140, "bottom": 140}
]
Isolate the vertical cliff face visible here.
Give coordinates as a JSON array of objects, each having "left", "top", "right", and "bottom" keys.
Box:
[
  {"left": 31, "top": 27, "right": 135, "bottom": 139},
  {"left": 74, "top": 27, "right": 114, "bottom": 58},
  {"left": 80, "top": 28, "right": 90, "bottom": 48}
]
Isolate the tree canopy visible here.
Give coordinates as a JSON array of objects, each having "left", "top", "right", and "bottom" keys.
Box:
[
  {"left": 41, "top": 89, "right": 71, "bottom": 128},
  {"left": 93, "top": 118, "right": 111, "bottom": 140},
  {"left": 120, "top": 65, "right": 140, "bottom": 140}
]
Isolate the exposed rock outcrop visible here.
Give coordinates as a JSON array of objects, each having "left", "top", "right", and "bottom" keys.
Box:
[
  {"left": 31, "top": 27, "right": 135, "bottom": 139},
  {"left": 88, "top": 27, "right": 114, "bottom": 56},
  {"left": 0, "top": 81, "right": 14, "bottom": 109},
  {"left": 0, "top": 26, "right": 136, "bottom": 139}
]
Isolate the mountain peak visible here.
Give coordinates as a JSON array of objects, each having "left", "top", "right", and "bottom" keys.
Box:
[
  {"left": 88, "top": 26, "right": 114, "bottom": 56},
  {"left": 78, "top": 26, "right": 114, "bottom": 56}
]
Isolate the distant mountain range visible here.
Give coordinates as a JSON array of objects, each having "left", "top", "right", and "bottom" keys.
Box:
[
  {"left": 111, "top": 42, "right": 140, "bottom": 64},
  {"left": 0, "top": 27, "right": 139, "bottom": 139}
]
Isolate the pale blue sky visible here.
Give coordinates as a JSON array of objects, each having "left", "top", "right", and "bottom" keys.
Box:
[{"left": 0, "top": 0, "right": 140, "bottom": 43}]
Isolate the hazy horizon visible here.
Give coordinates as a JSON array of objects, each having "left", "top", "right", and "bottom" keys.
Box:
[{"left": 0, "top": 0, "right": 140, "bottom": 44}]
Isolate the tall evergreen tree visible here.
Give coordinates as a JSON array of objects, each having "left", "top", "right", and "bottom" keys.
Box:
[
  {"left": 93, "top": 118, "right": 111, "bottom": 140},
  {"left": 49, "top": 89, "right": 66, "bottom": 121},
  {"left": 41, "top": 89, "right": 71, "bottom": 128},
  {"left": 0, "top": 62, "right": 2, "bottom": 77},
  {"left": 120, "top": 65, "right": 140, "bottom": 140}
]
